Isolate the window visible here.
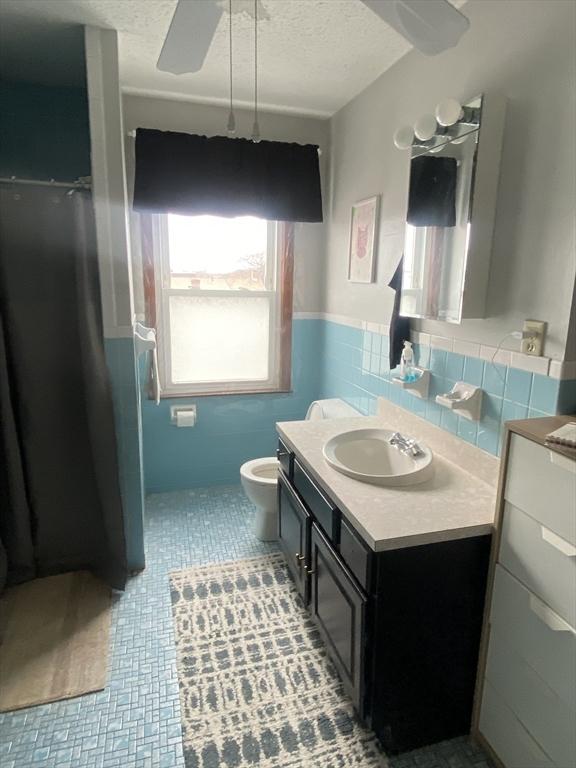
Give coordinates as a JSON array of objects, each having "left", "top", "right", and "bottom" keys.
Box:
[{"left": 148, "top": 214, "right": 293, "bottom": 396}]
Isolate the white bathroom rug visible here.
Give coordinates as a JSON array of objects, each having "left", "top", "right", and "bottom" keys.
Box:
[{"left": 170, "top": 552, "right": 387, "bottom": 768}]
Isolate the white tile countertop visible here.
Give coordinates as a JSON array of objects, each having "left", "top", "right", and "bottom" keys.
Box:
[{"left": 277, "top": 398, "right": 500, "bottom": 552}]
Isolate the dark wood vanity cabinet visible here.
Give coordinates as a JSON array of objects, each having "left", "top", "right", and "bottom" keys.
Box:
[
  {"left": 309, "top": 522, "right": 367, "bottom": 715},
  {"left": 277, "top": 442, "right": 491, "bottom": 755}
]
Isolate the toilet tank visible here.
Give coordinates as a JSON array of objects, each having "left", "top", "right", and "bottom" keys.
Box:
[{"left": 305, "top": 399, "right": 361, "bottom": 420}]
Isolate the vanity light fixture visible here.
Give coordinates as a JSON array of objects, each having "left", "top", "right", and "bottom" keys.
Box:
[
  {"left": 393, "top": 125, "right": 415, "bottom": 150},
  {"left": 435, "top": 98, "right": 463, "bottom": 126},
  {"left": 414, "top": 114, "right": 438, "bottom": 141},
  {"left": 393, "top": 96, "right": 482, "bottom": 151}
]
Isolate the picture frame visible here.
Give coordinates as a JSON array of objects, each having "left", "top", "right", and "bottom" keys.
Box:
[{"left": 348, "top": 195, "right": 380, "bottom": 284}]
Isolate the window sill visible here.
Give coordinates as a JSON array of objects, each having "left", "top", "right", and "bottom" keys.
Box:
[{"left": 150, "top": 388, "right": 293, "bottom": 400}]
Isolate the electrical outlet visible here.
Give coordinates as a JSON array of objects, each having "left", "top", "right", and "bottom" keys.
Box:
[{"left": 521, "top": 320, "right": 546, "bottom": 356}]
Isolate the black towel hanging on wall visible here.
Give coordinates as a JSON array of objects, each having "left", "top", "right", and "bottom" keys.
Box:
[
  {"left": 388, "top": 257, "right": 411, "bottom": 370},
  {"left": 133, "top": 129, "right": 323, "bottom": 223}
]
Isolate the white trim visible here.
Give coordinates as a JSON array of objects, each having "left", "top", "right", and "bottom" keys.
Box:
[
  {"left": 453, "top": 339, "right": 481, "bottom": 358},
  {"left": 547, "top": 359, "right": 576, "bottom": 380},
  {"left": 315, "top": 315, "right": 572, "bottom": 380},
  {"left": 323, "top": 312, "right": 364, "bottom": 329},
  {"left": 430, "top": 335, "right": 453, "bottom": 352},
  {"left": 479, "top": 344, "right": 512, "bottom": 367},
  {"left": 293, "top": 311, "right": 323, "bottom": 320},
  {"left": 510, "top": 351, "right": 550, "bottom": 376}
]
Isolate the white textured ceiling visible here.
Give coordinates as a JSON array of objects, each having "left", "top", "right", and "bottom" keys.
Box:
[{"left": 0, "top": 0, "right": 466, "bottom": 117}]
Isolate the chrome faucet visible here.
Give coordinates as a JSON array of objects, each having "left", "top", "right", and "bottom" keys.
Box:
[{"left": 389, "top": 432, "right": 424, "bottom": 457}]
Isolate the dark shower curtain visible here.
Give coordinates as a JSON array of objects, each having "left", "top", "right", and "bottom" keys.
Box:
[{"left": 0, "top": 184, "right": 127, "bottom": 591}]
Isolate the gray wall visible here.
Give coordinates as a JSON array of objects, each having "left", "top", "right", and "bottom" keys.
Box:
[
  {"left": 122, "top": 94, "right": 329, "bottom": 315},
  {"left": 325, "top": 0, "right": 576, "bottom": 361}
]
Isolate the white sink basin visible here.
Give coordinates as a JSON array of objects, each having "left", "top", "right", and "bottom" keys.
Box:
[{"left": 323, "top": 428, "right": 434, "bottom": 487}]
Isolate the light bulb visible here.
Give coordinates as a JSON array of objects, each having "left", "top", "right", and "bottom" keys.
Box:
[
  {"left": 414, "top": 114, "right": 437, "bottom": 141},
  {"left": 393, "top": 125, "right": 414, "bottom": 150},
  {"left": 435, "top": 98, "right": 463, "bottom": 127}
]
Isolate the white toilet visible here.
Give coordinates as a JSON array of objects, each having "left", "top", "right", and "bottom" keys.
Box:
[{"left": 240, "top": 399, "right": 360, "bottom": 541}]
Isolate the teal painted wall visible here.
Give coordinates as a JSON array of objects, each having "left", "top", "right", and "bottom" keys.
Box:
[
  {"left": 0, "top": 80, "right": 91, "bottom": 181},
  {"left": 141, "top": 319, "right": 322, "bottom": 492},
  {"left": 105, "top": 338, "right": 146, "bottom": 571}
]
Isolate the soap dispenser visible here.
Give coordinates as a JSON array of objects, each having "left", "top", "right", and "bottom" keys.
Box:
[{"left": 400, "top": 341, "right": 416, "bottom": 382}]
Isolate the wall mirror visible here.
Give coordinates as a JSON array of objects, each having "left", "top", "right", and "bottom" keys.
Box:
[{"left": 399, "top": 93, "right": 506, "bottom": 323}]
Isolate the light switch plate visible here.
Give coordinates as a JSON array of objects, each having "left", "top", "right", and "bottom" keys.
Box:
[{"left": 521, "top": 320, "right": 546, "bottom": 356}]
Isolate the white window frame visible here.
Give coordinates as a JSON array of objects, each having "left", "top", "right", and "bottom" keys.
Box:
[{"left": 153, "top": 214, "right": 282, "bottom": 396}]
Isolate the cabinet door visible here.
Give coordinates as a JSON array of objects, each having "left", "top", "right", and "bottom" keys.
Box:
[
  {"left": 278, "top": 472, "right": 311, "bottom": 603},
  {"left": 310, "top": 523, "right": 367, "bottom": 713}
]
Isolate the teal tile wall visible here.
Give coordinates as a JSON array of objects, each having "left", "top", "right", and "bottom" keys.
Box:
[
  {"left": 105, "top": 337, "right": 146, "bottom": 570},
  {"left": 319, "top": 320, "right": 571, "bottom": 457},
  {"left": 140, "top": 319, "right": 322, "bottom": 492},
  {"left": 140, "top": 318, "right": 576, "bottom": 493}
]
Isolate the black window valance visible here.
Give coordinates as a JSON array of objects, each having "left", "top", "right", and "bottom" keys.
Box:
[{"left": 133, "top": 128, "right": 323, "bottom": 223}]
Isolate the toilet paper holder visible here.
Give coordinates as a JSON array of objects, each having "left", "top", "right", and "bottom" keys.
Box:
[{"left": 170, "top": 405, "right": 197, "bottom": 427}]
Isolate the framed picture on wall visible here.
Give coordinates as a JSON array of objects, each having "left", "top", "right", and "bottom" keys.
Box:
[{"left": 348, "top": 195, "right": 380, "bottom": 283}]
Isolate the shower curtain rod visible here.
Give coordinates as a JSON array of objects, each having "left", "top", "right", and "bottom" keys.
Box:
[{"left": 0, "top": 176, "right": 92, "bottom": 190}]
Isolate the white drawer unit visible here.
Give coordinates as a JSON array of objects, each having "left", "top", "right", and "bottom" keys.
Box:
[
  {"left": 474, "top": 421, "right": 576, "bottom": 768},
  {"left": 485, "top": 632, "right": 575, "bottom": 768},
  {"left": 490, "top": 565, "right": 576, "bottom": 710},
  {"left": 479, "top": 683, "right": 555, "bottom": 768},
  {"left": 500, "top": 502, "right": 576, "bottom": 627},
  {"left": 505, "top": 433, "right": 576, "bottom": 545}
]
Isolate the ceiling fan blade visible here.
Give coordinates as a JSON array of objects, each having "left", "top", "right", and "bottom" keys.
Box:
[
  {"left": 157, "top": 0, "right": 224, "bottom": 75},
  {"left": 360, "top": 0, "right": 470, "bottom": 55}
]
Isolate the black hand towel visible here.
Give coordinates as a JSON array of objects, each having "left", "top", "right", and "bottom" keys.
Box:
[
  {"left": 407, "top": 155, "right": 457, "bottom": 227},
  {"left": 388, "top": 257, "right": 411, "bottom": 370}
]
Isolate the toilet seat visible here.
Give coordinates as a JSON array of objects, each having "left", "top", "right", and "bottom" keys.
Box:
[{"left": 240, "top": 457, "right": 278, "bottom": 485}]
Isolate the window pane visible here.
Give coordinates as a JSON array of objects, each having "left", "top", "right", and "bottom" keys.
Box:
[
  {"left": 169, "top": 295, "right": 271, "bottom": 384},
  {"left": 167, "top": 215, "right": 269, "bottom": 291}
]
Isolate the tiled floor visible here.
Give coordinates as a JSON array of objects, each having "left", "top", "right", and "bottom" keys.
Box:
[{"left": 0, "top": 486, "right": 493, "bottom": 768}]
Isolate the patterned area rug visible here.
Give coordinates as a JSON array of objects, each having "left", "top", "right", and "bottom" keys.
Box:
[{"left": 170, "top": 552, "right": 387, "bottom": 768}]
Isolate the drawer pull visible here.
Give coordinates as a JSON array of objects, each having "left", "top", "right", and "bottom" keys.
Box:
[
  {"left": 541, "top": 527, "right": 576, "bottom": 557},
  {"left": 295, "top": 553, "right": 305, "bottom": 562},
  {"left": 529, "top": 594, "right": 575, "bottom": 634},
  {"left": 548, "top": 450, "right": 576, "bottom": 472},
  {"left": 304, "top": 566, "right": 315, "bottom": 575}
]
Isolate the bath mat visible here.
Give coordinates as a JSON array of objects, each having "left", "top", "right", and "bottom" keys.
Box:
[
  {"left": 170, "top": 552, "right": 387, "bottom": 767},
  {"left": 0, "top": 571, "right": 111, "bottom": 712}
]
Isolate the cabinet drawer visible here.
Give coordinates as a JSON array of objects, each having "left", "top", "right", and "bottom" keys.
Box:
[
  {"left": 293, "top": 459, "right": 338, "bottom": 540},
  {"left": 485, "top": 631, "right": 575, "bottom": 768},
  {"left": 490, "top": 564, "right": 576, "bottom": 710},
  {"left": 500, "top": 502, "right": 576, "bottom": 627},
  {"left": 505, "top": 434, "right": 576, "bottom": 545},
  {"left": 479, "top": 681, "right": 555, "bottom": 768},
  {"left": 339, "top": 516, "right": 371, "bottom": 592},
  {"left": 277, "top": 439, "right": 293, "bottom": 478}
]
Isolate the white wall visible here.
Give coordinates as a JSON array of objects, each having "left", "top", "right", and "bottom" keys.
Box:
[
  {"left": 325, "top": 0, "right": 576, "bottom": 361},
  {"left": 122, "top": 94, "right": 329, "bottom": 314}
]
